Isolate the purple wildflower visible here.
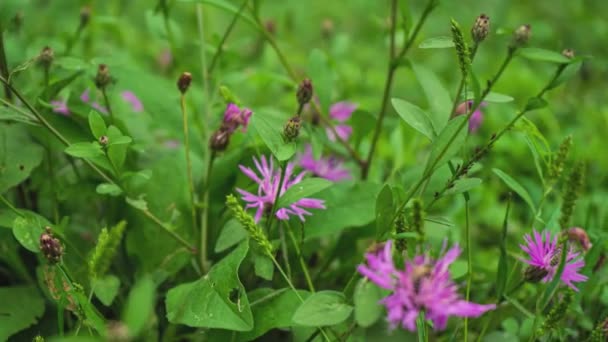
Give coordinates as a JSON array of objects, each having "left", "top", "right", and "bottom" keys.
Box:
[
  {"left": 80, "top": 89, "right": 91, "bottom": 102},
  {"left": 299, "top": 145, "right": 351, "bottom": 182},
  {"left": 520, "top": 229, "right": 588, "bottom": 291},
  {"left": 326, "top": 101, "right": 356, "bottom": 141},
  {"left": 120, "top": 91, "right": 144, "bottom": 112},
  {"left": 358, "top": 240, "right": 496, "bottom": 331},
  {"left": 455, "top": 101, "right": 487, "bottom": 133},
  {"left": 223, "top": 103, "right": 252, "bottom": 133},
  {"left": 50, "top": 100, "right": 70, "bottom": 115},
  {"left": 237, "top": 155, "right": 325, "bottom": 223}
]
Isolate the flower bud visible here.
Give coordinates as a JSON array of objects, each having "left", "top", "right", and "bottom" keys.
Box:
[
  {"left": 80, "top": 6, "right": 91, "bottom": 29},
  {"left": 562, "top": 49, "right": 575, "bottom": 59},
  {"left": 565, "top": 227, "right": 592, "bottom": 252},
  {"left": 99, "top": 135, "right": 109, "bottom": 146},
  {"left": 296, "top": 79, "right": 313, "bottom": 106},
  {"left": 510, "top": 24, "right": 531, "bottom": 50},
  {"left": 264, "top": 20, "right": 276, "bottom": 36},
  {"left": 524, "top": 265, "right": 549, "bottom": 283},
  {"left": 209, "top": 129, "right": 230, "bottom": 152},
  {"left": 95, "top": 64, "right": 112, "bottom": 90},
  {"left": 38, "top": 46, "right": 54, "bottom": 68},
  {"left": 283, "top": 115, "right": 302, "bottom": 142},
  {"left": 471, "top": 14, "right": 490, "bottom": 43},
  {"left": 321, "top": 19, "right": 334, "bottom": 39},
  {"left": 40, "top": 226, "right": 63, "bottom": 265},
  {"left": 177, "top": 72, "right": 192, "bottom": 94}
]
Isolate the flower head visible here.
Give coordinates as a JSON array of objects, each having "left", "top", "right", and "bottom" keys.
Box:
[
  {"left": 520, "top": 229, "right": 588, "bottom": 291},
  {"left": 326, "top": 101, "right": 356, "bottom": 141},
  {"left": 51, "top": 100, "right": 70, "bottom": 115},
  {"left": 223, "top": 103, "right": 253, "bottom": 133},
  {"left": 455, "top": 101, "right": 487, "bottom": 133},
  {"left": 358, "top": 241, "right": 495, "bottom": 331},
  {"left": 237, "top": 155, "right": 325, "bottom": 223},
  {"left": 299, "top": 145, "right": 351, "bottom": 182}
]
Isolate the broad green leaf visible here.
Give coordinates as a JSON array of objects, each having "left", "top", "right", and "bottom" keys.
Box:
[
  {"left": 354, "top": 279, "right": 383, "bottom": 327},
  {"left": 0, "top": 124, "right": 44, "bottom": 193},
  {"left": 106, "top": 126, "right": 130, "bottom": 172},
  {"left": 411, "top": 63, "right": 452, "bottom": 131},
  {"left": 466, "top": 91, "right": 514, "bottom": 103},
  {"left": 308, "top": 49, "right": 332, "bottom": 114},
  {"left": 93, "top": 275, "right": 120, "bottom": 306},
  {"left": 126, "top": 197, "right": 148, "bottom": 211},
  {"left": 123, "top": 276, "right": 156, "bottom": 337},
  {"left": 96, "top": 183, "right": 123, "bottom": 196},
  {"left": 292, "top": 290, "right": 353, "bottom": 327},
  {"left": 443, "top": 178, "right": 482, "bottom": 196},
  {"left": 277, "top": 178, "right": 332, "bottom": 208},
  {"left": 65, "top": 142, "right": 104, "bottom": 158},
  {"left": 215, "top": 219, "right": 248, "bottom": 253},
  {"left": 12, "top": 215, "right": 48, "bottom": 253},
  {"left": 108, "top": 136, "right": 133, "bottom": 146},
  {"left": 493, "top": 168, "right": 536, "bottom": 212},
  {"left": 392, "top": 98, "right": 435, "bottom": 139},
  {"left": 548, "top": 60, "right": 582, "bottom": 90},
  {"left": 375, "top": 184, "right": 394, "bottom": 240},
  {"left": 524, "top": 97, "right": 548, "bottom": 112},
  {"left": 423, "top": 115, "right": 468, "bottom": 176},
  {"left": 89, "top": 111, "right": 107, "bottom": 139},
  {"left": 253, "top": 252, "right": 274, "bottom": 281},
  {"left": 519, "top": 48, "right": 570, "bottom": 64},
  {"left": 252, "top": 114, "right": 296, "bottom": 161},
  {"left": 418, "top": 36, "right": 454, "bottom": 49},
  {"left": 166, "top": 242, "right": 253, "bottom": 331},
  {"left": 0, "top": 286, "right": 45, "bottom": 341}
]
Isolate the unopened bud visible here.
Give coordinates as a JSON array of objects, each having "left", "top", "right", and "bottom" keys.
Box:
[
  {"left": 209, "top": 129, "right": 230, "bottom": 151},
  {"left": 565, "top": 227, "right": 592, "bottom": 252},
  {"left": 562, "top": 49, "right": 575, "bottom": 59},
  {"left": 38, "top": 46, "right": 54, "bottom": 68},
  {"left": 283, "top": 116, "right": 302, "bottom": 142},
  {"left": 80, "top": 6, "right": 91, "bottom": 29},
  {"left": 264, "top": 20, "right": 276, "bottom": 36},
  {"left": 510, "top": 24, "right": 531, "bottom": 50},
  {"left": 99, "top": 135, "right": 109, "bottom": 146},
  {"left": 95, "top": 64, "right": 112, "bottom": 90},
  {"left": 321, "top": 19, "right": 334, "bottom": 39},
  {"left": 177, "top": 72, "right": 192, "bottom": 94},
  {"left": 40, "top": 226, "right": 64, "bottom": 265},
  {"left": 471, "top": 14, "right": 490, "bottom": 43},
  {"left": 296, "top": 79, "right": 313, "bottom": 106},
  {"left": 524, "top": 265, "right": 549, "bottom": 283}
]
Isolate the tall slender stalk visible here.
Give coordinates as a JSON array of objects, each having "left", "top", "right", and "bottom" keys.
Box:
[
  {"left": 286, "top": 224, "right": 315, "bottom": 292},
  {"left": 101, "top": 89, "right": 115, "bottom": 125},
  {"left": 0, "top": 24, "right": 13, "bottom": 101},
  {"left": 200, "top": 152, "right": 216, "bottom": 272},
  {"left": 463, "top": 199, "right": 472, "bottom": 341},
  {"left": 180, "top": 94, "right": 197, "bottom": 237}
]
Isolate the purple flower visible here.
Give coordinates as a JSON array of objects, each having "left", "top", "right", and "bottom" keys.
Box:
[
  {"left": 358, "top": 241, "right": 496, "bottom": 331},
  {"left": 455, "top": 101, "right": 487, "bottom": 133},
  {"left": 237, "top": 155, "right": 325, "bottom": 223},
  {"left": 50, "top": 100, "right": 70, "bottom": 115},
  {"left": 222, "top": 103, "right": 253, "bottom": 133},
  {"left": 120, "top": 91, "right": 144, "bottom": 112},
  {"left": 326, "top": 101, "right": 356, "bottom": 141},
  {"left": 299, "top": 145, "right": 351, "bottom": 182},
  {"left": 520, "top": 229, "right": 588, "bottom": 291}
]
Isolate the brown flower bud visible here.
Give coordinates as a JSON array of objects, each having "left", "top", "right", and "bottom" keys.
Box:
[
  {"left": 38, "top": 46, "right": 54, "bottom": 68},
  {"left": 562, "top": 49, "right": 575, "bottom": 59},
  {"left": 296, "top": 79, "right": 313, "bottom": 106},
  {"left": 80, "top": 6, "right": 91, "bottom": 29},
  {"left": 321, "top": 19, "right": 334, "bottom": 39},
  {"left": 471, "top": 14, "right": 490, "bottom": 43},
  {"left": 40, "top": 226, "right": 63, "bottom": 265},
  {"left": 95, "top": 64, "right": 112, "bottom": 89},
  {"left": 565, "top": 227, "right": 591, "bottom": 251},
  {"left": 177, "top": 72, "right": 192, "bottom": 94},
  {"left": 524, "top": 265, "right": 549, "bottom": 283},
  {"left": 99, "top": 135, "right": 109, "bottom": 146},
  {"left": 209, "top": 129, "right": 230, "bottom": 151},
  {"left": 283, "top": 115, "right": 302, "bottom": 142},
  {"left": 510, "top": 24, "right": 531, "bottom": 50}
]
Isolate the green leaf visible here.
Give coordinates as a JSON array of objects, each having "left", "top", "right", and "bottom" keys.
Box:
[
  {"left": 375, "top": 184, "right": 394, "bottom": 240},
  {"left": 252, "top": 114, "right": 296, "bottom": 161},
  {"left": 493, "top": 168, "right": 536, "bottom": 212},
  {"left": 0, "top": 286, "right": 45, "bottom": 341},
  {"left": 524, "top": 97, "right": 548, "bottom": 112},
  {"left": 126, "top": 197, "right": 148, "bottom": 211},
  {"left": 108, "top": 136, "right": 133, "bottom": 146},
  {"left": 549, "top": 60, "right": 583, "bottom": 90},
  {"left": 166, "top": 242, "right": 253, "bottom": 331},
  {"left": 54, "top": 56, "right": 89, "bottom": 70},
  {"left": 277, "top": 178, "right": 332, "bottom": 208},
  {"left": 443, "top": 178, "right": 482, "bottom": 196},
  {"left": 392, "top": 98, "right": 435, "bottom": 139},
  {"left": 519, "top": 48, "right": 571, "bottom": 64},
  {"left": 354, "top": 279, "right": 383, "bottom": 327},
  {"left": 411, "top": 63, "right": 452, "bottom": 131},
  {"left": 416, "top": 311, "right": 427, "bottom": 341},
  {"left": 466, "top": 91, "right": 514, "bottom": 103},
  {"left": 179, "top": 0, "right": 259, "bottom": 30},
  {"left": 88, "top": 111, "right": 107, "bottom": 139},
  {"left": 12, "top": 215, "right": 45, "bottom": 253},
  {"left": 106, "top": 126, "right": 130, "bottom": 172},
  {"left": 424, "top": 115, "right": 468, "bottom": 176},
  {"left": 215, "top": 219, "right": 248, "bottom": 253},
  {"left": 418, "top": 36, "right": 454, "bottom": 49},
  {"left": 308, "top": 49, "right": 332, "bottom": 114},
  {"left": 253, "top": 253, "right": 274, "bottom": 281},
  {"left": 65, "top": 142, "right": 104, "bottom": 158},
  {"left": 93, "top": 275, "right": 120, "bottom": 306},
  {"left": 0, "top": 124, "right": 44, "bottom": 193},
  {"left": 449, "top": 259, "right": 468, "bottom": 279},
  {"left": 292, "top": 290, "right": 353, "bottom": 327},
  {"left": 96, "top": 183, "right": 123, "bottom": 196},
  {"left": 122, "top": 276, "right": 156, "bottom": 337}
]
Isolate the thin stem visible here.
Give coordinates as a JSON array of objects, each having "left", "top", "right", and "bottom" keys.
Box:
[
  {"left": 287, "top": 225, "right": 315, "bottom": 292},
  {"left": 180, "top": 94, "right": 197, "bottom": 238},
  {"left": 208, "top": 0, "right": 249, "bottom": 76},
  {"left": 363, "top": 0, "right": 436, "bottom": 179},
  {"left": 200, "top": 152, "right": 215, "bottom": 273},
  {"left": 141, "top": 209, "right": 197, "bottom": 253},
  {"left": 0, "top": 194, "right": 25, "bottom": 217},
  {"left": 266, "top": 160, "right": 287, "bottom": 230},
  {"left": 279, "top": 224, "right": 292, "bottom": 280},
  {"left": 464, "top": 199, "right": 472, "bottom": 341},
  {"left": 0, "top": 24, "right": 13, "bottom": 101},
  {"left": 101, "top": 88, "right": 115, "bottom": 125}
]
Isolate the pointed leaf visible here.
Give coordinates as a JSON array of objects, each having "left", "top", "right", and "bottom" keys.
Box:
[
  {"left": 424, "top": 115, "right": 468, "bottom": 175},
  {"left": 418, "top": 36, "right": 454, "bottom": 49},
  {"left": 292, "top": 290, "right": 353, "bottom": 327},
  {"left": 392, "top": 98, "right": 435, "bottom": 139},
  {"left": 493, "top": 168, "right": 536, "bottom": 212},
  {"left": 277, "top": 178, "right": 332, "bottom": 208}
]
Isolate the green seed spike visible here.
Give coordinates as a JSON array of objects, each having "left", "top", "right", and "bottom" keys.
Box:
[
  {"left": 558, "top": 162, "right": 585, "bottom": 230},
  {"left": 226, "top": 194, "right": 273, "bottom": 256},
  {"left": 89, "top": 221, "right": 126, "bottom": 280},
  {"left": 450, "top": 18, "right": 471, "bottom": 78},
  {"left": 548, "top": 135, "right": 572, "bottom": 181}
]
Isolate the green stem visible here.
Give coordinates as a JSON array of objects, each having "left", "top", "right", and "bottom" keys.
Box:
[
  {"left": 200, "top": 152, "right": 215, "bottom": 273},
  {"left": 286, "top": 223, "right": 315, "bottom": 292},
  {"left": 0, "top": 24, "right": 13, "bottom": 101},
  {"left": 279, "top": 224, "right": 292, "bottom": 280},
  {"left": 180, "top": 94, "right": 197, "bottom": 238},
  {"left": 208, "top": 0, "right": 249, "bottom": 76},
  {"left": 266, "top": 160, "right": 287, "bottom": 230},
  {"left": 464, "top": 199, "right": 472, "bottom": 341},
  {"left": 101, "top": 88, "right": 115, "bottom": 126},
  {"left": 0, "top": 194, "right": 24, "bottom": 217}
]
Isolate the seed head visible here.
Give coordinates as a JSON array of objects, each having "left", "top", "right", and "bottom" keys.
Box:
[
  {"left": 80, "top": 6, "right": 91, "bottom": 29},
  {"left": 177, "top": 72, "right": 192, "bottom": 94},
  {"left": 209, "top": 129, "right": 231, "bottom": 152},
  {"left": 510, "top": 24, "right": 531, "bottom": 50},
  {"left": 99, "top": 135, "right": 109, "bottom": 146},
  {"left": 40, "top": 226, "right": 63, "bottom": 265},
  {"left": 95, "top": 64, "right": 113, "bottom": 90},
  {"left": 562, "top": 49, "right": 575, "bottom": 59},
  {"left": 471, "top": 14, "right": 490, "bottom": 43},
  {"left": 283, "top": 116, "right": 302, "bottom": 142},
  {"left": 38, "top": 46, "right": 54, "bottom": 68},
  {"left": 296, "top": 79, "right": 313, "bottom": 106},
  {"left": 321, "top": 19, "right": 334, "bottom": 39}
]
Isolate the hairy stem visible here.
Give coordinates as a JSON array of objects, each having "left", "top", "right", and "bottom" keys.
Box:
[
  {"left": 101, "top": 88, "right": 115, "bottom": 125},
  {"left": 200, "top": 152, "right": 215, "bottom": 273},
  {"left": 180, "top": 94, "right": 198, "bottom": 237}
]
